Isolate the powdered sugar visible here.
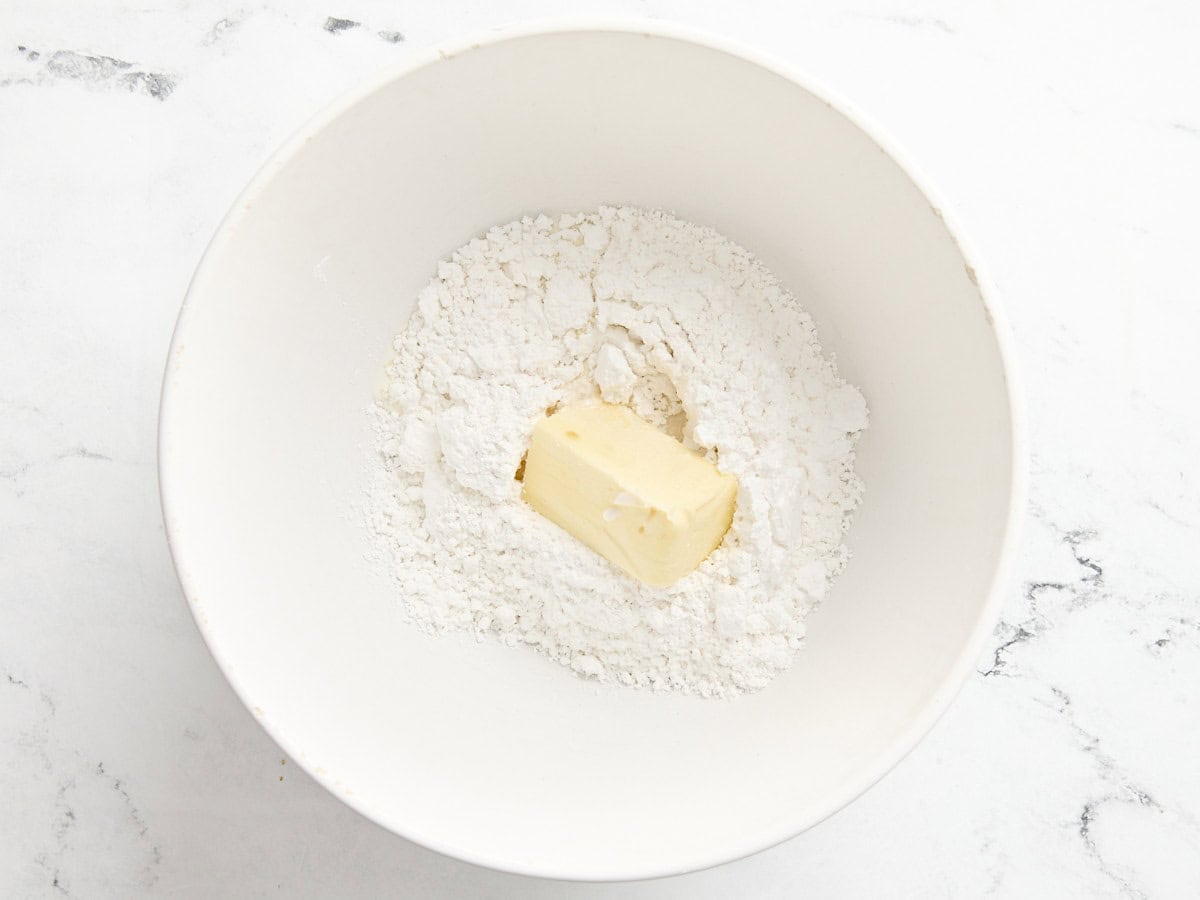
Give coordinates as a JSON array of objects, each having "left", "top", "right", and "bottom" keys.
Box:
[{"left": 370, "top": 207, "right": 868, "bottom": 697}]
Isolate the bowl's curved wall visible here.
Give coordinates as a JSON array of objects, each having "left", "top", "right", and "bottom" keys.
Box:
[{"left": 160, "top": 26, "right": 1020, "bottom": 880}]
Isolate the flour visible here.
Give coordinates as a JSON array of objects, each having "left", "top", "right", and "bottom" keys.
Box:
[{"left": 370, "top": 207, "right": 868, "bottom": 697}]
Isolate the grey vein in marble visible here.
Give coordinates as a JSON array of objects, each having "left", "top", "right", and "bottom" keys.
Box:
[
  {"left": 5, "top": 46, "right": 175, "bottom": 100},
  {"left": 1038, "top": 684, "right": 1163, "bottom": 898},
  {"left": 8, "top": 675, "right": 163, "bottom": 895},
  {"left": 980, "top": 526, "right": 1106, "bottom": 677},
  {"left": 202, "top": 16, "right": 244, "bottom": 47},
  {"left": 323, "top": 17, "right": 361, "bottom": 34},
  {"left": 320, "top": 15, "right": 404, "bottom": 43}
]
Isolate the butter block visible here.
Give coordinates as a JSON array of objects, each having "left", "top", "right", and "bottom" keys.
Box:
[{"left": 521, "top": 404, "right": 737, "bottom": 587}]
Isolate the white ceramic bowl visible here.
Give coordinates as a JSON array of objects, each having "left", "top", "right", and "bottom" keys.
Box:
[{"left": 160, "top": 22, "right": 1024, "bottom": 881}]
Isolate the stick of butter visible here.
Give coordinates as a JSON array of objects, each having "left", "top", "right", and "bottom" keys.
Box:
[{"left": 521, "top": 404, "right": 737, "bottom": 587}]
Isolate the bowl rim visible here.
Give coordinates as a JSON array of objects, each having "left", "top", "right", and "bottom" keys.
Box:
[{"left": 158, "top": 17, "right": 1028, "bottom": 882}]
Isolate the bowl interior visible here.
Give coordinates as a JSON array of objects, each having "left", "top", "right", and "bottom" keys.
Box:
[{"left": 161, "top": 28, "right": 1016, "bottom": 880}]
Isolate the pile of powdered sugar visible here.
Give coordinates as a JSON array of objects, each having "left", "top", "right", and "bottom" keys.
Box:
[{"left": 369, "top": 206, "right": 868, "bottom": 697}]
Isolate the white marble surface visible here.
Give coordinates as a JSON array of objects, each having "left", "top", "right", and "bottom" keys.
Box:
[{"left": 3, "top": 0, "right": 1198, "bottom": 895}]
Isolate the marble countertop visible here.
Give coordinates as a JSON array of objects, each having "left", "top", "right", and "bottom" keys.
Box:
[{"left": 3, "top": 0, "right": 1198, "bottom": 896}]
